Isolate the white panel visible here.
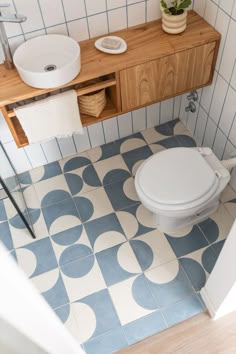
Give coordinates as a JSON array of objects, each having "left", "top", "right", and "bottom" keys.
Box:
[
  {"left": 204, "top": 0, "right": 218, "bottom": 26},
  {"left": 146, "top": 103, "right": 160, "bottom": 128},
  {"left": 107, "top": 0, "right": 126, "bottom": 10},
  {"left": 179, "top": 93, "right": 189, "bottom": 125},
  {"left": 3, "top": 141, "right": 32, "bottom": 173},
  {"left": 212, "top": 128, "right": 227, "bottom": 159},
  {"left": 128, "top": 2, "right": 145, "bottom": 27},
  {"left": 85, "top": 0, "right": 106, "bottom": 16},
  {"left": 0, "top": 112, "right": 13, "bottom": 143},
  {"left": 147, "top": 0, "right": 162, "bottom": 21},
  {"left": 67, "top": 18, "right": 89, "bottom": 42},
  {"left": 228, "top": 113, "right": 236, "bottom": 147},
  {"left": 14, "top": 0, "right": 44, "bottom": 33},
  {"left": 214, "top": 9, "right": 230, "bottom": 71},
  {"left": 219, "top": 19, "right": 236, "bottom": 83},
  {"left": 194, "top": 106, "right": 207, "bottom": 146},
  {"left": 74, "top": 128, "right": 91, "bottom": 153},
  {"left": 87, "top": 13, "right": 108, "bottom": 37},
  {"left": 41, "top": 138, "right": 62, "bottom": 163},
  {"left": 219, "top": 86, "right": 236, "bottom": 136},
  {"left": 103, "top": 117, "right": 119, "bottom": 143},
  {"left": 108, "top": 7, "right": 127, "bottom": 32},
  {"left": 203, "top": 117, "right": 217, "bottom": 149},
  {"left": 39, "top": 0, "right": 65, "bottom": 27},
  {"left": 62, "top": 0, "right": 86, "bottom": 21},
  {"left": 117, "top": 112, "right": 133, "bottom": 138},
  {"left": 24, "top": 144, "right": 47, "bottom": 168},
  {"left": 46, "top": 24, "right": 68, "bottom": 35},
  {"left": 219, "top": 0, "right": 235, "bottom": 15},
  {"left": 200, "top": 70, "right": 217, "bottom": 113},
  {"left": 57, "top": 137, "right": 76, "bottom": 158},
  {"left": 193, "top": 0, "right": 207, "bottom": 16},
  {"left": 160, "top": 98, "right": 174, "bottom": 123},
  {"left": 209, "top": 75, "right": 228, "bottom": 124},
  {"left": 87, "top": 122, "right": 105, "bottom": 148},
  {"left": 132, "top": 107, "right": 146, "bottom": 133},
  {"left": 173, "top": 96, "right": 181, "bottom": 119}
]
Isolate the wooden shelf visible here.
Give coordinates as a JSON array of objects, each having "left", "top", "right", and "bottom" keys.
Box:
[{"left": 81, "top": 97, "right": 119, "bottom": 126}]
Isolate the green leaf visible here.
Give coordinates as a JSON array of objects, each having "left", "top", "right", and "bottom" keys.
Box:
[
  {"left": 176, "top": 0, "right": 192, "bottom": 10},
  {"left": 160, "top": 0, "right": 171, "bottom": 14}
]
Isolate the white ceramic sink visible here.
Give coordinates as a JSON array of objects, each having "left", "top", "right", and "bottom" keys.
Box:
[{"left": 13, "top": 34, "right": 81, "bottom": 89}]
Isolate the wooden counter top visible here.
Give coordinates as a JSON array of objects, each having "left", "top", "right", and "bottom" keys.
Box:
[{"left": 0, "top": 11, "right": 220, "bottom": 107}]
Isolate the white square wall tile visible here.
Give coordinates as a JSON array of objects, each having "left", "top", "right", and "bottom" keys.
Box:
[
  {"left": 40, "top": 139, "right": 62, "bottom": 163},
  {"left": 204, "top": 0, "right": 218, "bottom": 26},
  {"left": 160, "top": 98, "right": 174, "bottom": 123},
  {"left": 57, "top": 137, "right": 77, "bottom": 158},
  {"left": 128, "top": 2, "right": 145, "bottom": 27},
  {"left": 212, "top": 128, "right": 227, "bottom": 159},
  {"left": 3, "top": 141, "right": 32, "bottom": 174},
  {"left": 219, "top": 86, "right": 236, "bottom": 136},
  {"left": 87, "top": 122, "right": 105, "bottom": 148},
  {"left": 102, "top": 117, "right": 119, "bottom": 143},
  {"left": 200, "top": 71, "right": 217, "bottom": 113},
  {"left": 62, "top": 0, "right": 86, "bottom": 21},
  {"left": 67, "top": 18, "right": 89, "bottom": 42},
  {"left": 85, "top": 0, "right": 106, "bottom": 16},
  {"left": 132, "top": 108, "right": 146, "bottom": 133},
  {"left": 231, "top": 62, "right": 236, "bottom": 91},
  {"left": 209, "top": 75, "right": 228, "bottom": 124},
  {"left": 46, "top": 24, "right": 68, "bottom": 36},
  {"left": 24, "top": 144, "right": 47, "bottom": 168},
  {"left": 193, "top": 0, "right": 207, "bottom": 16},
  {"left": 74, "top": 128, "right": 91, "bottom": 153},
  {"left": 117, "top": 112, "right": 133, "bottom": 138},
  {"left": 214, "top": 9, "right": 231, "bottom": 71},
  {"left": 108, "top": 7, "right": 127, "bottom": 32},
  {"left": 107, "top": 0, "right": 126, "bottom": 10},
  {"left": 194, "top": 107, "right": 207, "bottom": 146},
  {"left": 232, "top": 1, "right": 236, "bottom": 19},
  {"left": 147, "top": 0, "right": 162, "bottom": 21},
  {"left": 14, "top": 0, "right": 44, "bottom": 33},
  {"left": 87, "top": 13, "right": 109, "bottom": 37},
  {"left": 219, "top": 0, "right": 235, "bottom": 15},
  {"left": 39, "top": 0, "right": 65, "bottom": 27},
  {"left": 228, "top": 113, "right": 236, "bottom": 147},
  {"left": 147, "top": 103, "right": 160, "bottom": 128},
  {"left": 219, "top": 19, "right": 236, "bottom": 83},
  {"left": 203, "top": 117, "right": 217, "bottom": 149}
]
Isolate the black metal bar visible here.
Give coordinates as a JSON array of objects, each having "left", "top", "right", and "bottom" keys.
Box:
[{"left": 0, "top": 176, "right": 36, "bottom": 239}]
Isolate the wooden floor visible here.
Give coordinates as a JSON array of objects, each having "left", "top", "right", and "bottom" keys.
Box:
[{"left": 118, "top": 312, "right": 236, "bottom": 354}]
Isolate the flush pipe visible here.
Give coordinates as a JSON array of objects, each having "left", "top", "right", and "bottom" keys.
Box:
[{"left": 221, "top": 157, "right": 236, "bottom": 171}]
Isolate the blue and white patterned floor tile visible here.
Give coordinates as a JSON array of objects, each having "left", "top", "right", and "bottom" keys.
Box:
[
  {"left": 42, "top": 198, "right": 81, "bottom": 235},
  {"left": 116, "top": 132, "right": 147, "bottom": 154},
  {"left": 162, "top": 294, "right": 205, "bottom": 327},
  {"left": 122, "top": 311, "right": 167, "bottom": 346},
  {"left": 55, "top": 303, "right": 82, "bottom": 343},
  {"left": 84, "top": 213, "right": 126, "bottom": 253},
  {"left": 74, "top": 187, "right": 113, "bottom": 223},
  {"left": 31, "top": 268, "right": 69, "bottom": 309},
  {"left": 122, "top": 145, "right": 153, "bottom": 175},
  {"left": 109, "top": 274, "right": 158, "bottom": 325},
  {"left": 96, "top": 242, "right": 142, "bottom": 287},
  {"left": 104, "top": 176, "right": 139, "bottom": 211},
  {"left": 87, "top": 142, "right": 120, "bottom": 163},
  {"left": 23, "top": 184, "right": 41, "bottom": 212},
  {"left": 30, "top": 161, "right": 62, "bottom": 183},
  {"left": 15, "top": 237, "right": 58, "bottom": 278},
  {"left": 65, "top": 164, "right": 101, "bottom": 197},
  {"left": 220, "top": 184, "right": 236, "bottom": 218},
  {"left": 144, "top": 259, "right": 194, "bottom": 308},
  {"left": 94, "top": 155, "right": 130, "bottom": 185},
  {"left": 17, "top": 170, "right": 32, "bottom": 187},
  {"left": 59, "top": 152, "right": 91, "bottom": 173},
  {"left": 34, "top": 174, "right": 71, "bottom": 208},
  {"left": 51, "top": 225, "right": 92, "bottom": 266},
  {"left": 9, "top": 209, "right": 48, "bottom": 248},
  {"left": 61, "top": 254, "right": 106, "bottom": 301},
  {"left": 0, "top": 221, "right": 14, "bottom": 251},
  {"left": 165, "top": 225, "right": 209, "bottom": 258},
  {"left": 180, "top": 246, "right": 218, "bottom": 291},
  {"left": 198, "top": 204, "right": 234, "bottom": 245}
]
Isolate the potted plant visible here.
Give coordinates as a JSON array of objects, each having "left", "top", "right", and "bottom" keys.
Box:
[{"left": 160, "top": 0, "right": 192, "bottom": 34}]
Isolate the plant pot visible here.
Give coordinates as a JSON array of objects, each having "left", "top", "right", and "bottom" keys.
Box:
[{"left": 162, "top": 10, "right": 187, "bottom": 34}]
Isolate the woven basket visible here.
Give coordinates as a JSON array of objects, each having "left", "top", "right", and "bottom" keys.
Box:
[{"left": 79, "top": 89, "right": 106, "bottom": 118}]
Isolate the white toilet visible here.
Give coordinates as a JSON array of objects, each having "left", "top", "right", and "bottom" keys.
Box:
[{"left": 135, "top": 147, "right": 230, "bottom": 233}]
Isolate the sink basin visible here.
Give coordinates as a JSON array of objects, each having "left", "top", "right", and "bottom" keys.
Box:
[{"left": 13, "top": 34, "right": 81, "bottom": 89}]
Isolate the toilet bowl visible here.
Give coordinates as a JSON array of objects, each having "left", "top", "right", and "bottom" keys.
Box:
[{"left": 135, "top": 147, "right": 230, "bottom": 233}]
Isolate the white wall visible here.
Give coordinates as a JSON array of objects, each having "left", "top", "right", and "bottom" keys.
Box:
[{"left": 182, "top": 0, "right": 236, "bottom": 186}]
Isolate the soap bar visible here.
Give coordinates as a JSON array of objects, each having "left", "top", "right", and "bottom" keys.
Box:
[{"left": 101, "top": 37, "right": 121, "bottom": 50}]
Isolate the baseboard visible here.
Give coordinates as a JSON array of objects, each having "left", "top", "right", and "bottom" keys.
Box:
[{"left": 200, "top": 287, "right": 216, "bottom": 318}]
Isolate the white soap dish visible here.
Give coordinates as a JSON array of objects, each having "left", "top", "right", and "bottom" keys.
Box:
[{"left": 94, "top": 36, "right": 127, "bottom": 55}]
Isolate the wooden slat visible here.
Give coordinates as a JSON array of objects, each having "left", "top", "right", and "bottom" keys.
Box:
[{"left": 0, "top": 11, "right": 220, "bottom": 107}]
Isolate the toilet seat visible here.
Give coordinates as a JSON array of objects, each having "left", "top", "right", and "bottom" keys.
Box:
[{"left": 136, "top": 148, "right": 220, "bottom": 212}]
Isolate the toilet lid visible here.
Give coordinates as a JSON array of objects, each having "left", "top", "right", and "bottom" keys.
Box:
[{"left": 137, "top": 148, "right": 218, "bottom": 207}]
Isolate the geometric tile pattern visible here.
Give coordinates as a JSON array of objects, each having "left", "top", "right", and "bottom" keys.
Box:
[{"left": 3, "top": 119, "right": 234, "bottom": 354}]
